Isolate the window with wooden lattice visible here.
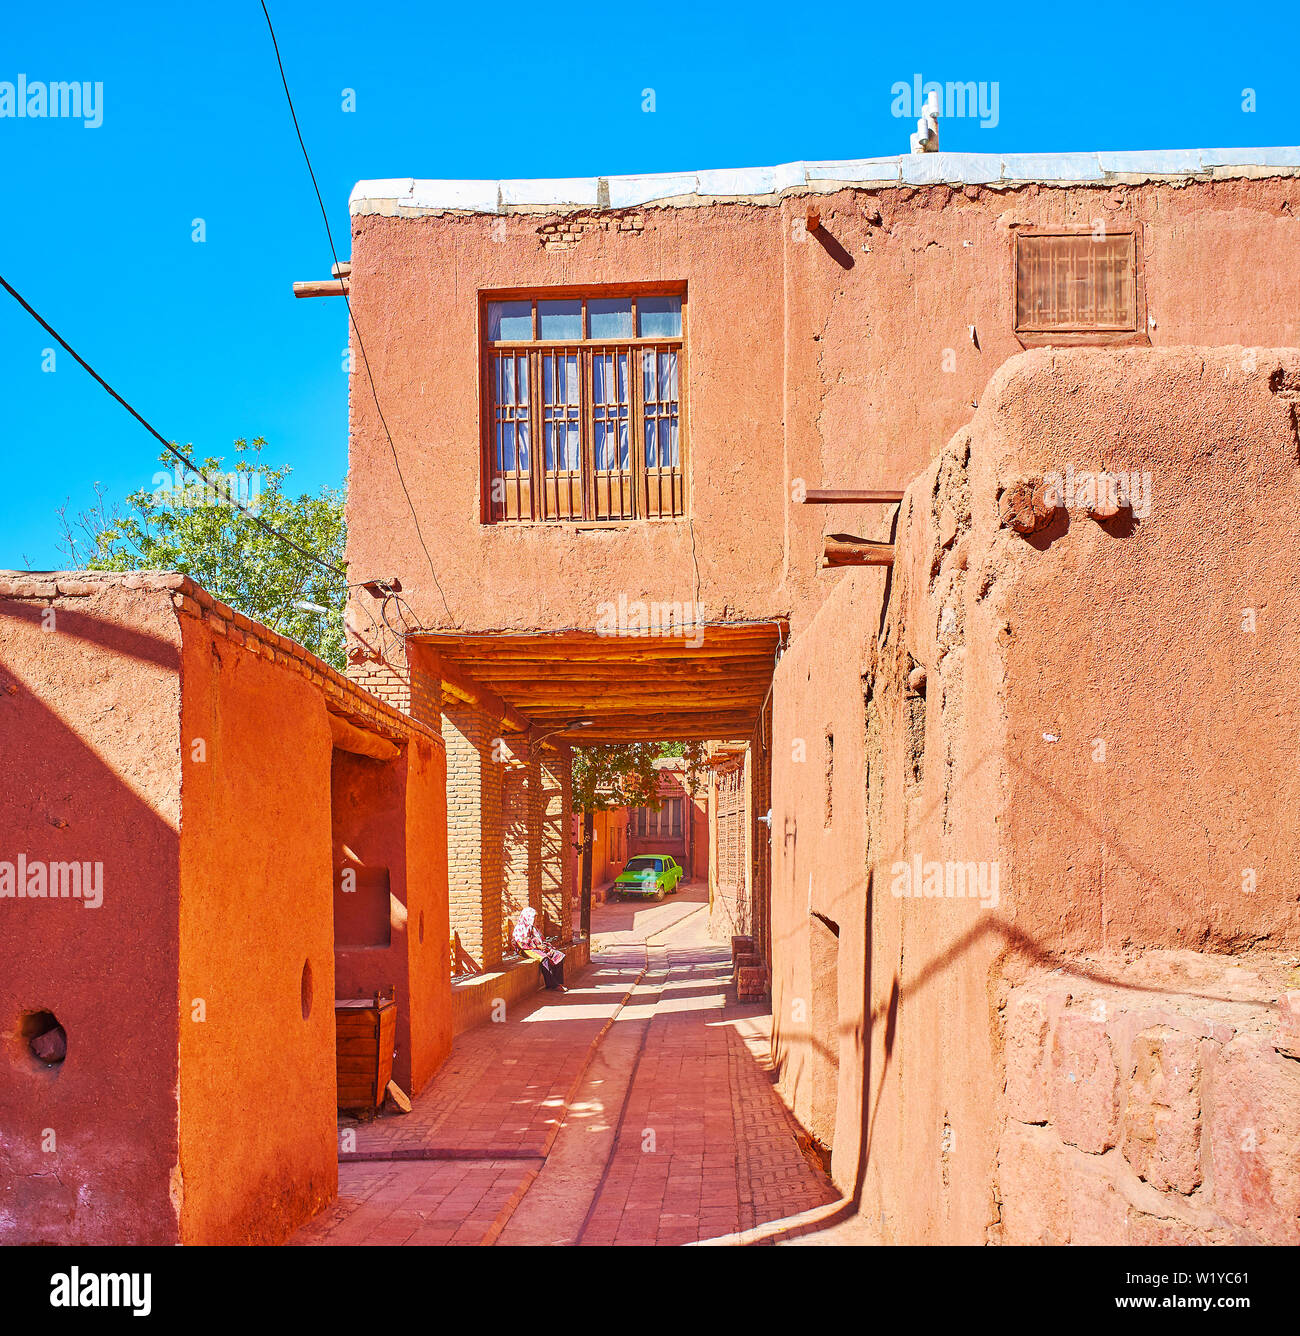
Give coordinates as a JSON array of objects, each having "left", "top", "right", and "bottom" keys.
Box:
[
  {"left": 716, "top": 765, "right": 746, "bottom": 901},
  {"left": 634, "top": 800, "right": 682, "bottom": 838},
  {"left": 1014, "top": 231, "right": 1138, "bottom": 336},
  {"left": 482, "top": 290, "right": 686, "bottom": 523}
]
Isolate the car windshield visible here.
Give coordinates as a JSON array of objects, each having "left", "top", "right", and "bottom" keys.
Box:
[{"left": 625, "top": 858, "right": 662, "bottom": 873}]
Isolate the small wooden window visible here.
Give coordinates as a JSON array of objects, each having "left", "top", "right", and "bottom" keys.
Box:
[
  {"left": 633, "top": 800, "right": 682, "bottom": 838},
  {"left": 482, "top": 290, "right": 686, "bottom": 523},
  {"left": 1015, "top": 232, "right": 1138, "bottom": 335}
]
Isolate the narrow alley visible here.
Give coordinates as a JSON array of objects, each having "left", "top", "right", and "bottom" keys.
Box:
[{"left": 293, "top": 883, "right": 839, "bottom": 1246}]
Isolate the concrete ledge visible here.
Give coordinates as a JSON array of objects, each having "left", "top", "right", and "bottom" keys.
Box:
[
  {"left": 451, "top": 958, "right": 541, "bottom": 1034},
  {"left": 451, "top": 938, "right": 592, "bottom": 1035}
]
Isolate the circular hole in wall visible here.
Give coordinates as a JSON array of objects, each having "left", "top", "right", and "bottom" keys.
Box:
[
  {"left": 419, "top": 911, "right": 425, "bottom": 945},
  {"left": 22, "top": 1010, "right": 67, "bottom": 1070},
  {"left": 300, "top": 960, "right": 313, "bottom": 1021}
]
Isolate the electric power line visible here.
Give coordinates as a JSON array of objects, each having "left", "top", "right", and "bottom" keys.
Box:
[
  {"left": 0, "top": 271, "right": 346, "bottom": 579},
  {"left": 259, "top": 0, "right": 456, "bottom": 627}
]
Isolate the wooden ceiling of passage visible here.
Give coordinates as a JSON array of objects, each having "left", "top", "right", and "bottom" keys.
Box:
[{"left": 422, "top": 622, "right": 785, "bottom": 744}]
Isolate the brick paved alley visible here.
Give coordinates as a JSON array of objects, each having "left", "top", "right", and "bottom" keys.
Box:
[{"left": 293, "top": 883, "right": 840, "bottom": 1246}]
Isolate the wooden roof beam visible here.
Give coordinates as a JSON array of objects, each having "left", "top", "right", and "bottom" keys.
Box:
[{"left": 432, "top": 652, "right": 532, "bottom": 733}]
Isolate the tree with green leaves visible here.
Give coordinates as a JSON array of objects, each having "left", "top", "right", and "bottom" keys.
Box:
[
  {"left": 56, "top": 439, "right": 348, "bottom": 668},
  {"left": 571, "top": 739, "right": 707, "bottom": 937}
]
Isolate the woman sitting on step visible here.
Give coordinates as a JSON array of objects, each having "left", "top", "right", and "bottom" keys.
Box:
[{"left": 512, "top": 907, "right": 567, "bottom": 992}]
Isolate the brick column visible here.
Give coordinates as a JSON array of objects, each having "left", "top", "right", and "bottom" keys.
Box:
[{"left": 443, "top": 700, "right": 504, "bottom": 971}]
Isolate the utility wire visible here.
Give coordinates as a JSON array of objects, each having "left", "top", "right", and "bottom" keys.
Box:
[
  {"left": 0, "top": 272, "right": 346, "bottom": 579},
  {"left": 259, "top": 0, "right": 456, "bottom": 626}
]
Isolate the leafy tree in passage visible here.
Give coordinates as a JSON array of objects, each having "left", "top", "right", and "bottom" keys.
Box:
[
  {"left": 571, "top": 739, "right": 707, "bottom": 936},
  {"left": 56, "top": 439, "right": 348, "bottom": 667}
]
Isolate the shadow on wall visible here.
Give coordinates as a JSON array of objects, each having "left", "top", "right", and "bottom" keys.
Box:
[
  {"left": 771, "top": 843, "right": 1279, "bottom": 1246},
  {"left": 2, "top": 590, "right": 340, "bottom": 1246},
  {"left": 0, "top": 601, "right": 183, "bottom": 1245}
]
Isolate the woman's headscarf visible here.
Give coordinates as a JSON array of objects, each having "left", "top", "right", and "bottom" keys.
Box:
[{"left": 512, "top": 907, "right": 538, "bottom": 949}]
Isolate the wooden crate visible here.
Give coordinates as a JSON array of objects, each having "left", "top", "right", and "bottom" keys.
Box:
[{"left": 335, "top": 994, "right": 397, "bottom": 1112}]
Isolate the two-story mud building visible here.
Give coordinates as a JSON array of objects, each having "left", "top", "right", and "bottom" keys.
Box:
[{"left": 340, "top": 146, "right": 1300, "bottom": 1244}]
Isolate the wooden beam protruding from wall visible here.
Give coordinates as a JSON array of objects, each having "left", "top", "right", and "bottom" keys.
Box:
[
  {"left": 823, "top": 534, "right": 896, "bottom": 568},
  {"left": 801, "top": 488, "right": 905, "bottom": 504},
  {"left": 329, "top": 711, "right": 402, "bottom": 761},
  {"left": 431, "top": 652, "right": 532, "bottom": 734},
  {"left": 293, "top": 279, "right": 350, "bottom": 299}
]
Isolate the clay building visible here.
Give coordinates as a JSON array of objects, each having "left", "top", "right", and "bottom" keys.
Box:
[
  {"left": 5, "top": 143, "right": 1298, "bottom": 1248},
  {"left": 0, "top": 571, "right": 450, "bottom": 1244},
  {"left": 626, "top": 757, "right": 707, "bottom": 878},
  {"left": 337, "top": 146, "right": 1300, "bottom": 1243}
]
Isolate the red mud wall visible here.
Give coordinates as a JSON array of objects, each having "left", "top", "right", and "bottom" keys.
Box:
[
  {"left": 0, "top": 582, "right": 183, "bottom": 1244},
  {"left": 331, "top": 735, "right": 452, "bottom": 1097},
  {"left": 770, "top": 568, "right": 888, "bottom": 1189},
  {"left": 346, "top": 177, "right": 1300, "bottom": 640},
  {"left": 571, "top": 807, "right": 630, "bottom": 896},
  {"left": 178, "top": 619, "right": 338, "bottom": 1245},
  {"left": 403, "top": 734, "right": 453, "bottom": 1090},
  {"left": 771, "top": 345, "right": 1300, "bottom": 1243}
]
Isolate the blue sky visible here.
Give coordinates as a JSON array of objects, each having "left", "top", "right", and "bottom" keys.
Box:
[{"left": 2, "top": 0, "right": 1295, "bottom": 569}]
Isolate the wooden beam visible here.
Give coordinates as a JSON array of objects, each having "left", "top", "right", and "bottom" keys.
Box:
[
  {"left": 499, "top": 700, "right": 758, "bottom": 721},
  {"left": 432, "top": 653, "right": 531, "bottom": 732},
  {"left": 293, "top": 279, "right": 351, "bottom": 299},
  {"left": 437, "top": 642, "right": 778, "bottom": 664},
  {"left": 801, "top": 488, "right": 905, "bottom": 504},
  {"left": 577, "top": 724, "right": 757, "bottom": 743},
  {"left": 332, "top": 261, "right": 351, "bottom": 278},
  {"left": 469, "top": 665, "right": 777, "bottom": 686},
  {"left": 823, "top": 534, "right": 896, "bottom": 568},
  {"left": 422, "top": 624, "right": 783, "bottom": 650},
  {"left": 329, "top": 712, "right": 401, "bottom": 761},
  {"left": 576, "top": 713, "right": 755, "bottom": 727},
  {"left": 468, "top": 653, "right": 778, "bottom": 673},
  {"left": 525, "top": 702, "right": 761, "bottom": 722},
  {"left": 430, "top": 629, "right": 781, "bottom": 649}
]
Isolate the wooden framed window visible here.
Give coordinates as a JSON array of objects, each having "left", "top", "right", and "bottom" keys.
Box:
[
  {"left": 1014, "top": 231, "right": 1139, "bottom": 338},
  {"left": 482, "top": 289, "right": 686, "bottom": 523},
  {"left": 634, "top": 800, "right": 682, "bottom": 838}
]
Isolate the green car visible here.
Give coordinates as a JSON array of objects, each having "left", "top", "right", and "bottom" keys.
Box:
[{"left": 613, "top": 855, "right": 683, "bottom": 900}]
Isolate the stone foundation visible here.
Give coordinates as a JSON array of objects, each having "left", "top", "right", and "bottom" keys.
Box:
[{"left": 996, "top": 951, "right": 1300, "bottom": 1245}]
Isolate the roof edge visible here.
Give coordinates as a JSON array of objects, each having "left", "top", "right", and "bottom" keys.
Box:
[{"left": 349, "top": 147, "right": 1300, "bottom": 217}]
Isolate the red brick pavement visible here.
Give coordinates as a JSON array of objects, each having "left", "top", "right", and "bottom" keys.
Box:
[
  {"left": 291, "top": 1158, "right": 540, "bottom": 1246},
  {"left": 293, "top": 910, "right": 839, "bottom": 1246},
  {"left": 344, "top": 948, "right": 645, "bottom": 1159},
  {"left": 576, "top": 945, "right": 838, "bottom": 1246}
]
